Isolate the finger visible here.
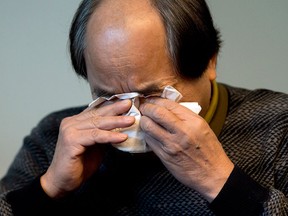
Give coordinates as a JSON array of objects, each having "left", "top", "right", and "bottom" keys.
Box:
[
  {"left": 73, "top": 115, "right": 135, "bottom": 131},
  {"left": 144, "top": 133, "right": 173, "bottom": 161},
  {"left": 140, "top": 102, "right": 180, "bottom": 134},
  {"left": 144, "top": 133, "right": 162, "bottom": 153},
  {"left": 74, "top": 129, "right": 129, "bottom": 147},
  {"left": 145, "top": 97, "right": 179, "bottom": 110},
  {"left": 81, "top": 99, "right": 132, "bottom": 120},
  {"left": 142, "top": 97, "right": 199, "bottom": 120},
  {"left": 140, "top": 115, "right": 173, "bottom": 145},
  {"left": 141, "top": 115, "right": 194, "bottom": 156}
]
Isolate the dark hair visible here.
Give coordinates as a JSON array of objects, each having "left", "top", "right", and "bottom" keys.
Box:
[{"left": 69, "top": 0, "right": 221, "bottom": 79}]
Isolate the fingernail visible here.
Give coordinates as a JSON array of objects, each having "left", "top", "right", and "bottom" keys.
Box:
[
  {"left": 118, "top": 99, "right": 130, "bottom": 106},
  {"left": 121, "top": 133, "right": 129, "bottom": 138},
  {"left": 124, "top": 116, "right": 135, "bottom": 123}
]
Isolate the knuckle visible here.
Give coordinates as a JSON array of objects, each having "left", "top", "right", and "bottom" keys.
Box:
[
  {"left": 195, "top": 118, "right": 207, "bottom": 129},
  {"left": 162, "top": 143, "right": 180, "bottom": 156},
  {"left": 90, "top": 108, "right": 101, "bottom": 117},
  {"left": 58, "top": 117, "right": 79, "bottom": 145},
  {"left": 163, "top": 134, "right": 192, "bottom": 156},
  {"left": 157, "top": 150, "right": 172, "bottom": 161},
  {"left": 91, "top": 128, "right": 103, "bottom": 142},
  {"left": 60, "top": 116, "right": 72, "bottom": 127},
  {"left": 141, "top": 118, "right": 154, "bottom": 132},
  {"left": 161, "top": 144, "right": 185, "bottom": 164},
  {"left": 179, "top": 137, "right": 194, "bottom": 151},
  {"left": 153, "top": 107, "right": 167, "bottom": 121},
  {"left": 90, "top": 116, "right": 101, "bottom": 128},
  {"left": 61, "top": 127, "right": 77, "bottom": 144},
  {"left": 59, "top": 119, "right": 71, "bottom": 133}
]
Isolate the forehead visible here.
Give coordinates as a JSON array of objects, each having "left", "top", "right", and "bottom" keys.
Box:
[
  {"left": 85, "top": 0, "right": 165, "bottom": 55},
  {"left": 84, "top": 0, "right": 177, "bottom": 97},
  {"left": 87, "top": 0, "right": 159, "bottom": 32}
]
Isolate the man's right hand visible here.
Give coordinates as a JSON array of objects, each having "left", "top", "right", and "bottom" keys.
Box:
[{"left": 40, "top": 99, "right": 135, "bottom": 199}]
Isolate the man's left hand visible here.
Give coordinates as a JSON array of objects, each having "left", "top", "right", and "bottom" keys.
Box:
[{"left": 139, "top": 98, "right": 234, "bottom": 202}]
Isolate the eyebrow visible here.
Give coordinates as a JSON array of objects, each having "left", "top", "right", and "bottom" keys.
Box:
[
  {"left": 137, "top": 84, "right": 163, "bottom": 96},
  {"left": 92, "top": 87, "right": 115, "bottom": 98},
  {"left": 92, "top": 84, "right": 164, "bottom": 98}
]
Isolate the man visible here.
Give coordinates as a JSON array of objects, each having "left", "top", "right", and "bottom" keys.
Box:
[{"left": 0, "top": 0, "right": 287, "bottom": 215}]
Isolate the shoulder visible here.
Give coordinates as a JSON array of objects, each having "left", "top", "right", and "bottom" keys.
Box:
[
  {"left": 38, "top": 106, "right": 87, "bottom": 126},
  {"left": 30, "top": 105, "right": 87, "bottom": 141},
  {"left": 222, "top": 84, "right": 288, "bottom": 137},
  {"left": 23, "top": 106, "right": 87, "bottom": 160},
  {"left": 223, "top": 84, "right": 288, "bottom": 116}
]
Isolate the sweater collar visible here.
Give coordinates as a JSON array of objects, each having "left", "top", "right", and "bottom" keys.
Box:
[{"left": 204, "top": 80, "right": 228, "bottom": 137}]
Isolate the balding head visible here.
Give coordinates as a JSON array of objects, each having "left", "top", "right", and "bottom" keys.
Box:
[
  {"left": 69, "top": 0, "right": 221, "bottom": 79},
  {"left": 84, "top": 0, "right": 171, "bottom": 81}
]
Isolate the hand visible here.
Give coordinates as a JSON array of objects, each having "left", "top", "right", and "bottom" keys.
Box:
[
  {"left": 40, "top": 100, "right": 135, "bottom": 199},
  {"left": 139, "top": 98, "right": 234, "bottom": 202}
]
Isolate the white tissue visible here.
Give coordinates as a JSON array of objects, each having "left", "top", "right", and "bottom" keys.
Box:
[{"left": 88, "top": 86, "right": 201, "bottom": 153}]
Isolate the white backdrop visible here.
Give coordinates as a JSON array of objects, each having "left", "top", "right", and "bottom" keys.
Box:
[{"left": 0, "top": 0, "right": 287, "bottom": 178}]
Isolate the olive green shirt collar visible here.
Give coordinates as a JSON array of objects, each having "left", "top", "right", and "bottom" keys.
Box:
[{"left": 204, "top": 80, "right": 228, "bottom": 137}]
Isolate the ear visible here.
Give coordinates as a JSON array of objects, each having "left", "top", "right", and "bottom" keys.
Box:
[{"left": 207, "top": 54, "right": 217, "bottom": 81}]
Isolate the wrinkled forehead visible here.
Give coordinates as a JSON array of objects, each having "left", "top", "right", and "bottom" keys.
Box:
[{"left": 84, "top": 0, "right": 177, "bottom": 100}]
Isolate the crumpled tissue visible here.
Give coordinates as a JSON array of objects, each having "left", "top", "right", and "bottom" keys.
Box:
[{"left": 88, "top": 86, "right": 201, "bottom": 153}]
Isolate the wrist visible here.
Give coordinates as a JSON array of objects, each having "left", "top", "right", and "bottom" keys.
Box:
[
  {"left": 201, "top": 162, "right": 234, "bottom": 202},
  {"left": 40, "top": 172, "right": 67, "bottom": 199},
  {"left": 209, "top": 165, "right": 270, "bottom": 215}
]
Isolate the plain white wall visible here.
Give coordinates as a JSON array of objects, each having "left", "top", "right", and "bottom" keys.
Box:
[{"left": 0, "top": 1, "right": 287, "bottom": 178}]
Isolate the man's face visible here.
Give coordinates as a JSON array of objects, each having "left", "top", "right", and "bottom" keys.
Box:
[{"left": 84, "top": 0, "right": 214, "bottom": 113}]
